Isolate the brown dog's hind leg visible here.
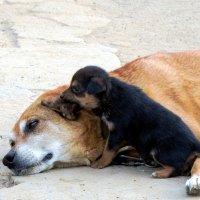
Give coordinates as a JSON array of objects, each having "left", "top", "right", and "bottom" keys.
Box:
[
  {"left": 152, "top": 166, "right": 175, "bottom": 178},
  {"left": 185, "top": 157, "right": 200, "bottom": 195}
]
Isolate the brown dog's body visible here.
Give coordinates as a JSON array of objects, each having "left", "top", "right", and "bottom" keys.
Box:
[{"left": 3, "top": 51, "right": 200, "bottom": 195}]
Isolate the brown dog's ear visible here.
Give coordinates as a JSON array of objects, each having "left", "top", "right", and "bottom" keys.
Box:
[{"left": 87, "top": 77, "right": 107, "bottom": 94}]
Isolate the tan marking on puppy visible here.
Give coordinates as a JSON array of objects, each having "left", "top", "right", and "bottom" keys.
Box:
[
  {"left": 71, "top": 80, "right": 79, "bottom": 87},
  {"left": 91, "top": 149, "right": 115, "bottom": 169},
  {"left": 91, "top": 135, "right": 118, "bottom": 169},
  {"left": 150, "top": 149, "right": 176, "bottom": 177},
  {"left": 152, "top": 166, "right": 175, "bottom": 178},
  {"left": 75, "top": 93, "right": 99, "bottom": 109}
]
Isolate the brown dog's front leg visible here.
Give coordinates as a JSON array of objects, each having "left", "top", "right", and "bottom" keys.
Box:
[{"left": 185, "top": 156, "right": 200, "bottom": 195}]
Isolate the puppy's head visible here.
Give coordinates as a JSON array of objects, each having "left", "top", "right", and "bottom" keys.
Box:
[
  {"left": 61, "top": 66, "right": 111, "bottom": 110},
  {"left": 41, "top": 96, "right": 81, "bottom": 120}
]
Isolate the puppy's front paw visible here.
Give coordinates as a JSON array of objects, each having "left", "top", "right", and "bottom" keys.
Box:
[
  {"left": 151, "top": 171, "right": 159, "bottom": 178},
  {"left": 151, "top": 167, "right": 174, "bottom": 178},
  {"left": 90, "top": 159, "right": 108, "bottom": 169}
]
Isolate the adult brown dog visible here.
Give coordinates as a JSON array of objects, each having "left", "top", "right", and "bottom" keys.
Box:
[{"left": 2, "top": 51, "right": 200, "bottom": 195}]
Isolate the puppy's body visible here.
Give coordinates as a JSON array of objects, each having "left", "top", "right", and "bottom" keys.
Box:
[
  {"left": 99, "top": 77, "right": 200, "bottom": 172},
  {"left": 62, "top": 66, "right": 200, "bottom": 177}
]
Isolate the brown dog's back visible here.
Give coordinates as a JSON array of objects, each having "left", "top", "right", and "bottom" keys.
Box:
[{"left": 111, "top": 51, "right": 200, "bottom": 140}]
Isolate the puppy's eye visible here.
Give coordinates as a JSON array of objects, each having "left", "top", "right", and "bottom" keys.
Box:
[
  {"left": 9, "top": 139, "right": 15, "bottom": 147},
  {"left": 25, "top": 119, "right": 39, "bottom": 133},
  {"left": 71, "top": 86, "right": 83, "bottom": 94}
]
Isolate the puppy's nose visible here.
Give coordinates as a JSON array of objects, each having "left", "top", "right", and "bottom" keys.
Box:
[
  {"left": 2, "top": 150, "right": 16, "bottom": 169},
  {"left": 60, "top": 93, "right": 64, "bottom": 100}
]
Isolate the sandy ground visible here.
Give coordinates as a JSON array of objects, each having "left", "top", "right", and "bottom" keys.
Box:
[{"left": 0, "top": 0, "right": 200, "bottom": 199}]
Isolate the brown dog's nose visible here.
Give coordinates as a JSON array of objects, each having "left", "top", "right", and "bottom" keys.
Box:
[{"left": 2, "top": 150, "right": 16, "bottom": 169}]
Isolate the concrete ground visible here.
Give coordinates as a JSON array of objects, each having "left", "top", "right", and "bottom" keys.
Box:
[{"left": 0, "top": 0, "right": 200, "bottom": 199}]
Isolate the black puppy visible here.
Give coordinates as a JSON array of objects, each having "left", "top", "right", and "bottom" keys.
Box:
[{"left": 61, "top": 66, "right": 200, "bottom": 178}]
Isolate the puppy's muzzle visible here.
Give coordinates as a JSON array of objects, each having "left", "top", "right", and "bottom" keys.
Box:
[
  {"left": 60, "top": 90, "right": 77, "bottom": 104},
  {"left": 60, "top": 93, "right": 65, "bottom": 100}
]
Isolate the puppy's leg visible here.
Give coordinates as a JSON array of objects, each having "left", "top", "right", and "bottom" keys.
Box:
[
  {"left": 152, "top": 166, "right": 175, "bottom": 178},
  {"left": 91, "top": 148, "right": 116, "bottom": 169},
  {"left": 91, "top": 136, "right": 116, "bottom": 169},
  {"left": 150, "top": 148, "right": 182, "bottom": 178},
  {"left": 91, "top": 132, "right": 125, "bottom": 169}
]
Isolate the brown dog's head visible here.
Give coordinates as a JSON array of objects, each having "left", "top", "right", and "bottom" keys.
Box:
[
  {"left": 60, "top": 66, "right": 111, "bottom": 110},
  {"left": 2, "top": 86, "right": 105, "bottom": 176},
  {"left": 41, "top": 96, "right": 81, "bottom": 120}
]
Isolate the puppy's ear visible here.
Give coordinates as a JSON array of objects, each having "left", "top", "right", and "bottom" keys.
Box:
[{"left": 87, "top": 77, "right": 107, "bottom": 94}]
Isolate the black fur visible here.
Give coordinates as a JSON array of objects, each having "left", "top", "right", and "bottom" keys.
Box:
[{"left": 63, "top": 66, "right": 200, "bottom": 173}]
